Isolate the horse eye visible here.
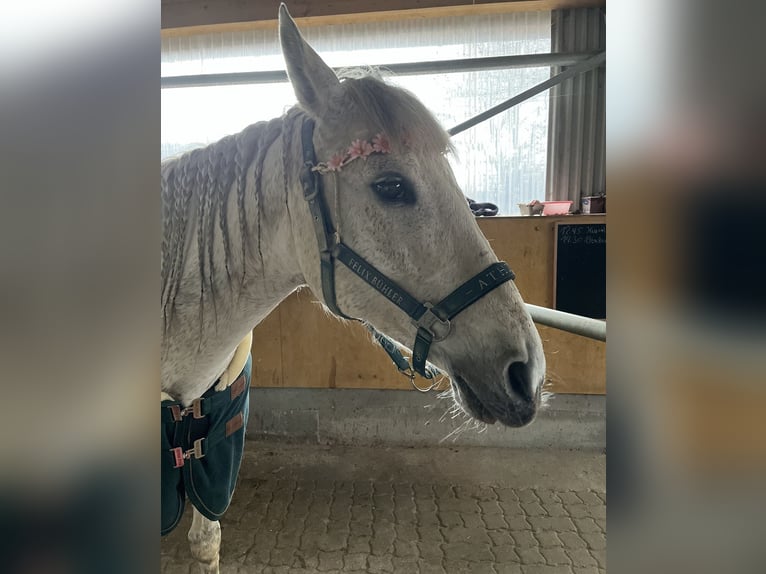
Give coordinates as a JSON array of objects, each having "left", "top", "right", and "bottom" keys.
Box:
[{"left": 370, "top": 175, "right": 414, "bottom": 204}]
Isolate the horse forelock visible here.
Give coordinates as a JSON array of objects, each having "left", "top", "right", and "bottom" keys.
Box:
[{"left": 332, "top": 72, "right": 453, "bottom": 157}]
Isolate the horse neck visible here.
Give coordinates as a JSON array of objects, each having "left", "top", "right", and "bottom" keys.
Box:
[
  {"left": 181, "top": 114, "right": 307, "bottom": 323},
  {"left": 161, "top": 112, "right": 308, "bottom": 400},
  {"left": 232, "top": 113, "right": 307, "bottom": 318}
]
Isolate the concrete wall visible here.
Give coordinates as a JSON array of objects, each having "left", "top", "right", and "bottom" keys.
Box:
[{"left": 246, "top": 389, "right": 605, "bottom": 451}]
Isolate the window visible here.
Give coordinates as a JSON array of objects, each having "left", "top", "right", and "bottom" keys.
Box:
[{"left": 162, "top": 12, "right": 551, "bottom": 214}]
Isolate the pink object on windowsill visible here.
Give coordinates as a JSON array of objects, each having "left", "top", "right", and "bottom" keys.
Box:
[{"left": 541, "top": 200, "right": 573, "bottom": 215}]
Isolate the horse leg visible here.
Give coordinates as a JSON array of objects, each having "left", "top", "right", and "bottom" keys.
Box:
[{"left": 188, "top": 507, "right": 221, "bottom": 574}]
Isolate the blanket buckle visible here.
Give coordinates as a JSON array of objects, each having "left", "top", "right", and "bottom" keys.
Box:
[
  {"left": 170, "top": 439, "right": 205, "bottom": 469},
  {"left": 169, "top": 399, "right": 204, "bottom": 422}
]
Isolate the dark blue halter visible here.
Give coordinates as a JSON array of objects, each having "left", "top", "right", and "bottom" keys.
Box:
[{"left": 299, "top": 117, "right": 515, "bottom": 383}]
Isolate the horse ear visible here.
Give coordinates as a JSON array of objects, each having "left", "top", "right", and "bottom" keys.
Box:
[{"left": 279, "top": 4, "right": 340, "bottom": 117}]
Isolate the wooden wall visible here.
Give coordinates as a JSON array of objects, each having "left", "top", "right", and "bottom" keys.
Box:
[
  {"left": 250, "top": 215, "right": 606, "bottom": 395},
  {"left": 162, "top": 0, "right": 605, "bottom": 32}
]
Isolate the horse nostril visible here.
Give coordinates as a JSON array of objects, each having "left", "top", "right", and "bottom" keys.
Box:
[{"left": 506, "top": 361, "right": 533, "bottom": 401}]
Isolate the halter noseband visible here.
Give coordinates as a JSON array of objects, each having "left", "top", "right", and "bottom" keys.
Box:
[{"left": 298, "top": 117, "right": 515, "bottom": 385}]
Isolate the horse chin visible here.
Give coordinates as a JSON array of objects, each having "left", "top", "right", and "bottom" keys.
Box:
[
  {"left": 452, "top": 376, "right": 497, "bottom": 424},
  {"left": 452, "top": 376, "right": 539, "bottom": 428}
]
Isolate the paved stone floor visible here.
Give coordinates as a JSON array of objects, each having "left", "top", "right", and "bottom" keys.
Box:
[{"left": 161, "top": 441, "right": 605, "bottom": 573}]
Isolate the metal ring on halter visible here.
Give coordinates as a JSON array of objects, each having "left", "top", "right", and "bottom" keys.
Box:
[
  {"left": 402, "top": 368, "right": 441, "bottom": 393},
  {"left": 400, "top": 363, "right": 445, "bottom": 393}
]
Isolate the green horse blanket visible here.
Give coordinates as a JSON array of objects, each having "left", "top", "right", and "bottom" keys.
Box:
[{"left": 161, "top": 355, "right": 251, "bottom": 535}]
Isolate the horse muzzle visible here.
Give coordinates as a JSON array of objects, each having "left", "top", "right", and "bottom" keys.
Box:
[{"left": 452, "top": 364, "right": 543, "bottom": 428}]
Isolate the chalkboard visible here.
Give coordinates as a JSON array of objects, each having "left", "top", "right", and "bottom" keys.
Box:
[{"left": 554, "top": 223, "right": 606, "bottom": 319}]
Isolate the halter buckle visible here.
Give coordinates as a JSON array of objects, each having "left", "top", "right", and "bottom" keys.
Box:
[
  {"left": 301, "top": 162, "right": 321, "bottom": 202},
  {"left": 415, "top": 303, "right": 451, "bottom": 342}
]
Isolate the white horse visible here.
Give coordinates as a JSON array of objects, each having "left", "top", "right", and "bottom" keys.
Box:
[{"left": 161, "top": 5, "right": 545, "bottom": 572}]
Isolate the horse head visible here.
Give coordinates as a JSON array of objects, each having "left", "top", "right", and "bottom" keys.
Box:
[{"left": 280, "top": 5, "right": 546, "bottom": 428}]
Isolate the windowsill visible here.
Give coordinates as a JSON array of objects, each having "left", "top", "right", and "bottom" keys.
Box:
[{"left": 484, "top": 213, "right": 607, "bottom": 219}]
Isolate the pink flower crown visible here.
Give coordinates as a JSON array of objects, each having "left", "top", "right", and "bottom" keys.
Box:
[{"left": 312, "top": 133, "right": 392, "bottom": 174}]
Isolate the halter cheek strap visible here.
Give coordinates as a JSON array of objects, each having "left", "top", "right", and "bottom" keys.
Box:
[
  {"left": 299, "top": 118, "right": 349, "bottom": 320},
  {"left": 298, "top": 116, "right": 515, "bottom": 382}
]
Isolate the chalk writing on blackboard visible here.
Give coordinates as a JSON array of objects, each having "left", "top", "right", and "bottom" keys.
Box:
[{"left": 558, "top": 225, "right": 606, "bottom": 245}]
